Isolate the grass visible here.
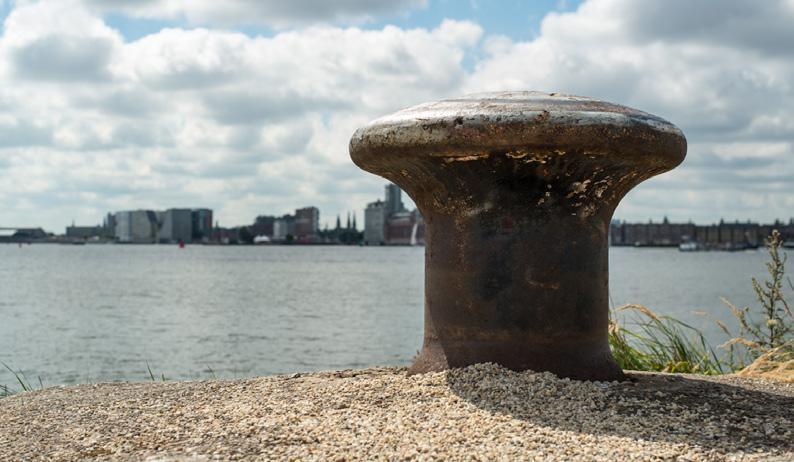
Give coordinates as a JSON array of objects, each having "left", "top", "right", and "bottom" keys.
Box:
[
  {"left": 609, "top": 304, "right": 726, "bottom": 374},
  {"left": 1, "top": 361, "right": 173, "bottom": 398},
  {"left": 145, "top": 361, "right": 168, "bottom": 382},
  {"left": 1, "top": 361, "right": 42, "bottom": 397},
  {"left": 609, "top": 230, "right": 793, "bottom": 379}
]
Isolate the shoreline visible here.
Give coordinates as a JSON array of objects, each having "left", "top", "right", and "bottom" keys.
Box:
[{"left": 1, "top": 364, "right": 792, "bottom": 461}]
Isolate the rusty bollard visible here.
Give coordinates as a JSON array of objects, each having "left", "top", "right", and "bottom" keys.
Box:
[{"left": 349, "top": 92, "right": 686, "bottom": 380}]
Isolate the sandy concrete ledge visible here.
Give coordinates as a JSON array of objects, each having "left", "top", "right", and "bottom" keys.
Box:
[{"left": 1, "top": 364, "right": 792, "bottom": 461}]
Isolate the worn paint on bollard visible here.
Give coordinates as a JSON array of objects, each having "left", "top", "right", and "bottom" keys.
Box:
[{"left": 349, "top": 92, "right": 687, "bottom": 381}]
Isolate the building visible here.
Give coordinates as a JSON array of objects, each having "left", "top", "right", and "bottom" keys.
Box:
[
  {"left": 609, "top": 218, "right": 794, "bottom": 249},
  {"left": 294, "top": 207, "right": 320, "bottom": 242},
  {"left": 272, "top": 214, "right": 295, "bottom": 242},
  {"left": 103, "top": 213, "right": 116, "bottom": 238},
  {"left": 384, "top": 183, "right": 405, "bottom": 217},
  {"left": 65, "top": 225, "right": 104, "bottom": 240},
  {"left": 159, "top": 208, "right": 193, "bottom": 243},
  {"left": 364, "top": 200, "right": 386, "bottom": 245},
  {"left": 363, "top": 183, "right": 425, "bottom": 245},
  {"left": 110, "top": 208, "right": 213, "bottom": 244},
  {"left": 115, "top": 210, "right": 159, "bottom": 243},
  {"left": 251, "top": 215, "right": 275, "bottom": 238},
  {"left": 191, "top": 209, "right": 213, "bottom": 242},
  {"left": 0, "top": 228, "right": 48, "bottom": 243}
]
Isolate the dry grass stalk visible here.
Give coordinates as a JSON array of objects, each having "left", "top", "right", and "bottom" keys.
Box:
[{"left": 736, "top": 341, "right": 794, "bottom": 382}]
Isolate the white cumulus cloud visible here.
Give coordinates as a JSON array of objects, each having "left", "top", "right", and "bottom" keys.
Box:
[{"left": 1, "top": 0, "right": 793, "bottom": 232}]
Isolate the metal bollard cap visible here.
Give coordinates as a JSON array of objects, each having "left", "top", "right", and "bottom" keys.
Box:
[{"left": 350, "top": 91, "right": 686, "bottom": 170}]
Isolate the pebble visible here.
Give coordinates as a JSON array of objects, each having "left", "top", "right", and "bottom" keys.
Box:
[{"left": 0, "top": 363, "right": 792, "bottom": 461}]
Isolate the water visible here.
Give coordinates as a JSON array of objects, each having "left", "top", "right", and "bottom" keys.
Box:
[{"left": 0, "top": 244, "right": 785, "bottom": 387}]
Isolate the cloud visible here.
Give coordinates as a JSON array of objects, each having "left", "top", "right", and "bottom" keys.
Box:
[
  {"left": 81, "top": 0, "right": 428, "bottom": 27},
  {"left": 464, "top": 0, "right": 794, "bottom": 222},
  {"left": 1, "top": 0, "right": 123, "bottom": 81},
  {"left": 0, "top": 1, "right": 481, "bottom": 230},
  {"left": 1, "top": 0, "right": 793, "bottom": 232}
]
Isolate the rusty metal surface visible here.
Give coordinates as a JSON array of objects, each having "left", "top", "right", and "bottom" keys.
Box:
[{"left": 349, "top": 91, "right": 687, "bottom": 381}]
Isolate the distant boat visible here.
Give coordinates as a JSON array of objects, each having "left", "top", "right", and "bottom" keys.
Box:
[
  {"left": 678, "top": 241, "right": 699, "bottom": 252},
  {"left": 784, "top": 240, "right": 794, "bottom": 249}
]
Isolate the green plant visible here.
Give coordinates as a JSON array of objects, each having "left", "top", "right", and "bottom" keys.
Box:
[
  {"left": 1, "top": 361, "right": 43, "bottom": 396},
  {"left": 722, "top": 230, "right": 793, "bottom": 359},
  {"left": 609, "top": 304, "right": 726, "bottom": 374},
  {"left": 145, "top": 361, "right": 168, "bottom": 382},
  {"left": 1, "top": 383, "right": 13, "bottom": 398}
]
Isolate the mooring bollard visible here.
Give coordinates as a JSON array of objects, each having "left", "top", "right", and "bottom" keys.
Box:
[{"left": 349, "top": 92, "right": 686, "bottom": 380}]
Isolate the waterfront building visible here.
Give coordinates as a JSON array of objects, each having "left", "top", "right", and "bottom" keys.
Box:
[
  {"left": 364, "top": 200, "right": 386, "bottom": 245},
  {"left": 115, "top": 210, "right": 159, "bottom": 243},
  {"left": 103, "top": 213, "right": 116, "bottom": 238},
  {"left": 0, "top": 227, "right": 48, "bottom": 243},
  {"left": 159, "top": 209, "right": 193, "bottom": 244},
  {"left": 65, "top": 225, "right": 104, "bottom": 240},
  {"left": 294, "top": 206, "right": 320, "bottom": 242},
  {"left": 384, "top": 211, "right": 413, "bottom": 245},
  {"left": 384, "top": 209, "right": 424, "bottom": 245},
  {"left": 363, "top": 183, "right": 426, "bottom": 245},
  {"left": 191, "top": 209, "right": 213, "bottom": 242},
  {"left": 609, "top": 218, "right": 794, "bottom": 249},
  {"left": 252, "top": 215, "right": 276, "bottom": 239},
  {"left": 272, "top": 214, "right": 295, "bottom": 242},
  {"left": 384, "top": 183, "right": 405, "bottom": 217},
  {"left": 110, "top": 208, "right": 213, "bottom": 244}
]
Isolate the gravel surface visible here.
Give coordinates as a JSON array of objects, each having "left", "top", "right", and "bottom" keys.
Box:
[{"left": 1, "top": 363, "right": 792, "bottom": 461}]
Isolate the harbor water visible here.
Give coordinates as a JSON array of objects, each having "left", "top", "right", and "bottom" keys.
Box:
[{"left": 0, "top": 244, "right": 786, "bottom": 387}]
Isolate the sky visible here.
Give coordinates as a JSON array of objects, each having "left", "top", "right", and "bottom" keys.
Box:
[{"left": 1, "top": 0, "right": 793, "bottom": 232}]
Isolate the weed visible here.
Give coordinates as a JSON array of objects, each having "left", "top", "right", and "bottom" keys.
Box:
[
  {"left": 1, "top": 362, "right": 44, "bottom": 396},
  {"left": 722, "top": 229, "right": 793, "bottom": 360},
  {"left": 609, "top": 305, "right": 725, "bottom": 374}
]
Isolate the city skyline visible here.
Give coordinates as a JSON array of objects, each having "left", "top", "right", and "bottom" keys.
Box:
[
  {"left": 7, "top": 204, "right": 794, "bottom": 237},
  {"left": 1, "top": 1, "right": 794, "bottom": 230}
]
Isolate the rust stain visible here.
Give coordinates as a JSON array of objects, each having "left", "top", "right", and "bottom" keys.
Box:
[{"left": 444, "top": 153, "right": 491, "bottom": 163}]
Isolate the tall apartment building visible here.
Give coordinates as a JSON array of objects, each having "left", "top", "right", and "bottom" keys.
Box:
[
  {"left": 112, "top": 208, "right": 213, "bottom": 244},
  {"left": 191, "top": 209, "right": 213, "bottom": 241},
  {"left": 364, "top": 200, "right": 386, "bottom": 245},
  {"left": 294, "top": 206, "right": 320, "bottom": 240},
  {"left": 159, "top": 208, "right": 193, "bottom": 243},
  {"left": 115, "top": 210, "right": 159, "bottom": 243},
  {"left": 384, "top": 183, "right": 405, "bottom": 216},
  {"left": 273, "top": 214, "right": 296, "bottom": 242}
]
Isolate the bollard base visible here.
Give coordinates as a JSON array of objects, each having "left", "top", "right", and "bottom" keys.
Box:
[{"left": 408, "top": 338, "right": 626, "bottom": 382}]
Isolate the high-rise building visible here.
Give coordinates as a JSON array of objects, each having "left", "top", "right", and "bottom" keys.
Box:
[
  {"left": 159, "top": 209, "right": 193, "bottom": 243},
  {"left": 295, "top": 206, "right": 320, "bottom": 241},
  {"left": 115, "top": 210, "right": 159, "bottom": 243},
  {"left": 192, "top": 209, "right": 213, "bottom": 241},
  {"left": 112, "top": 208, "right": 213, "bottom": 243},
  {"left": 364, "top": 200, "right": 386, "bottom": 245},
  {"left": 273, "top": 214, "right": 295, "bottom": 242},
  {"left": 384, "top": 183, "right": 405, "bottom": 217},
  {"left": 104, "top": 213, "right": 116, "bottom": 238}
]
